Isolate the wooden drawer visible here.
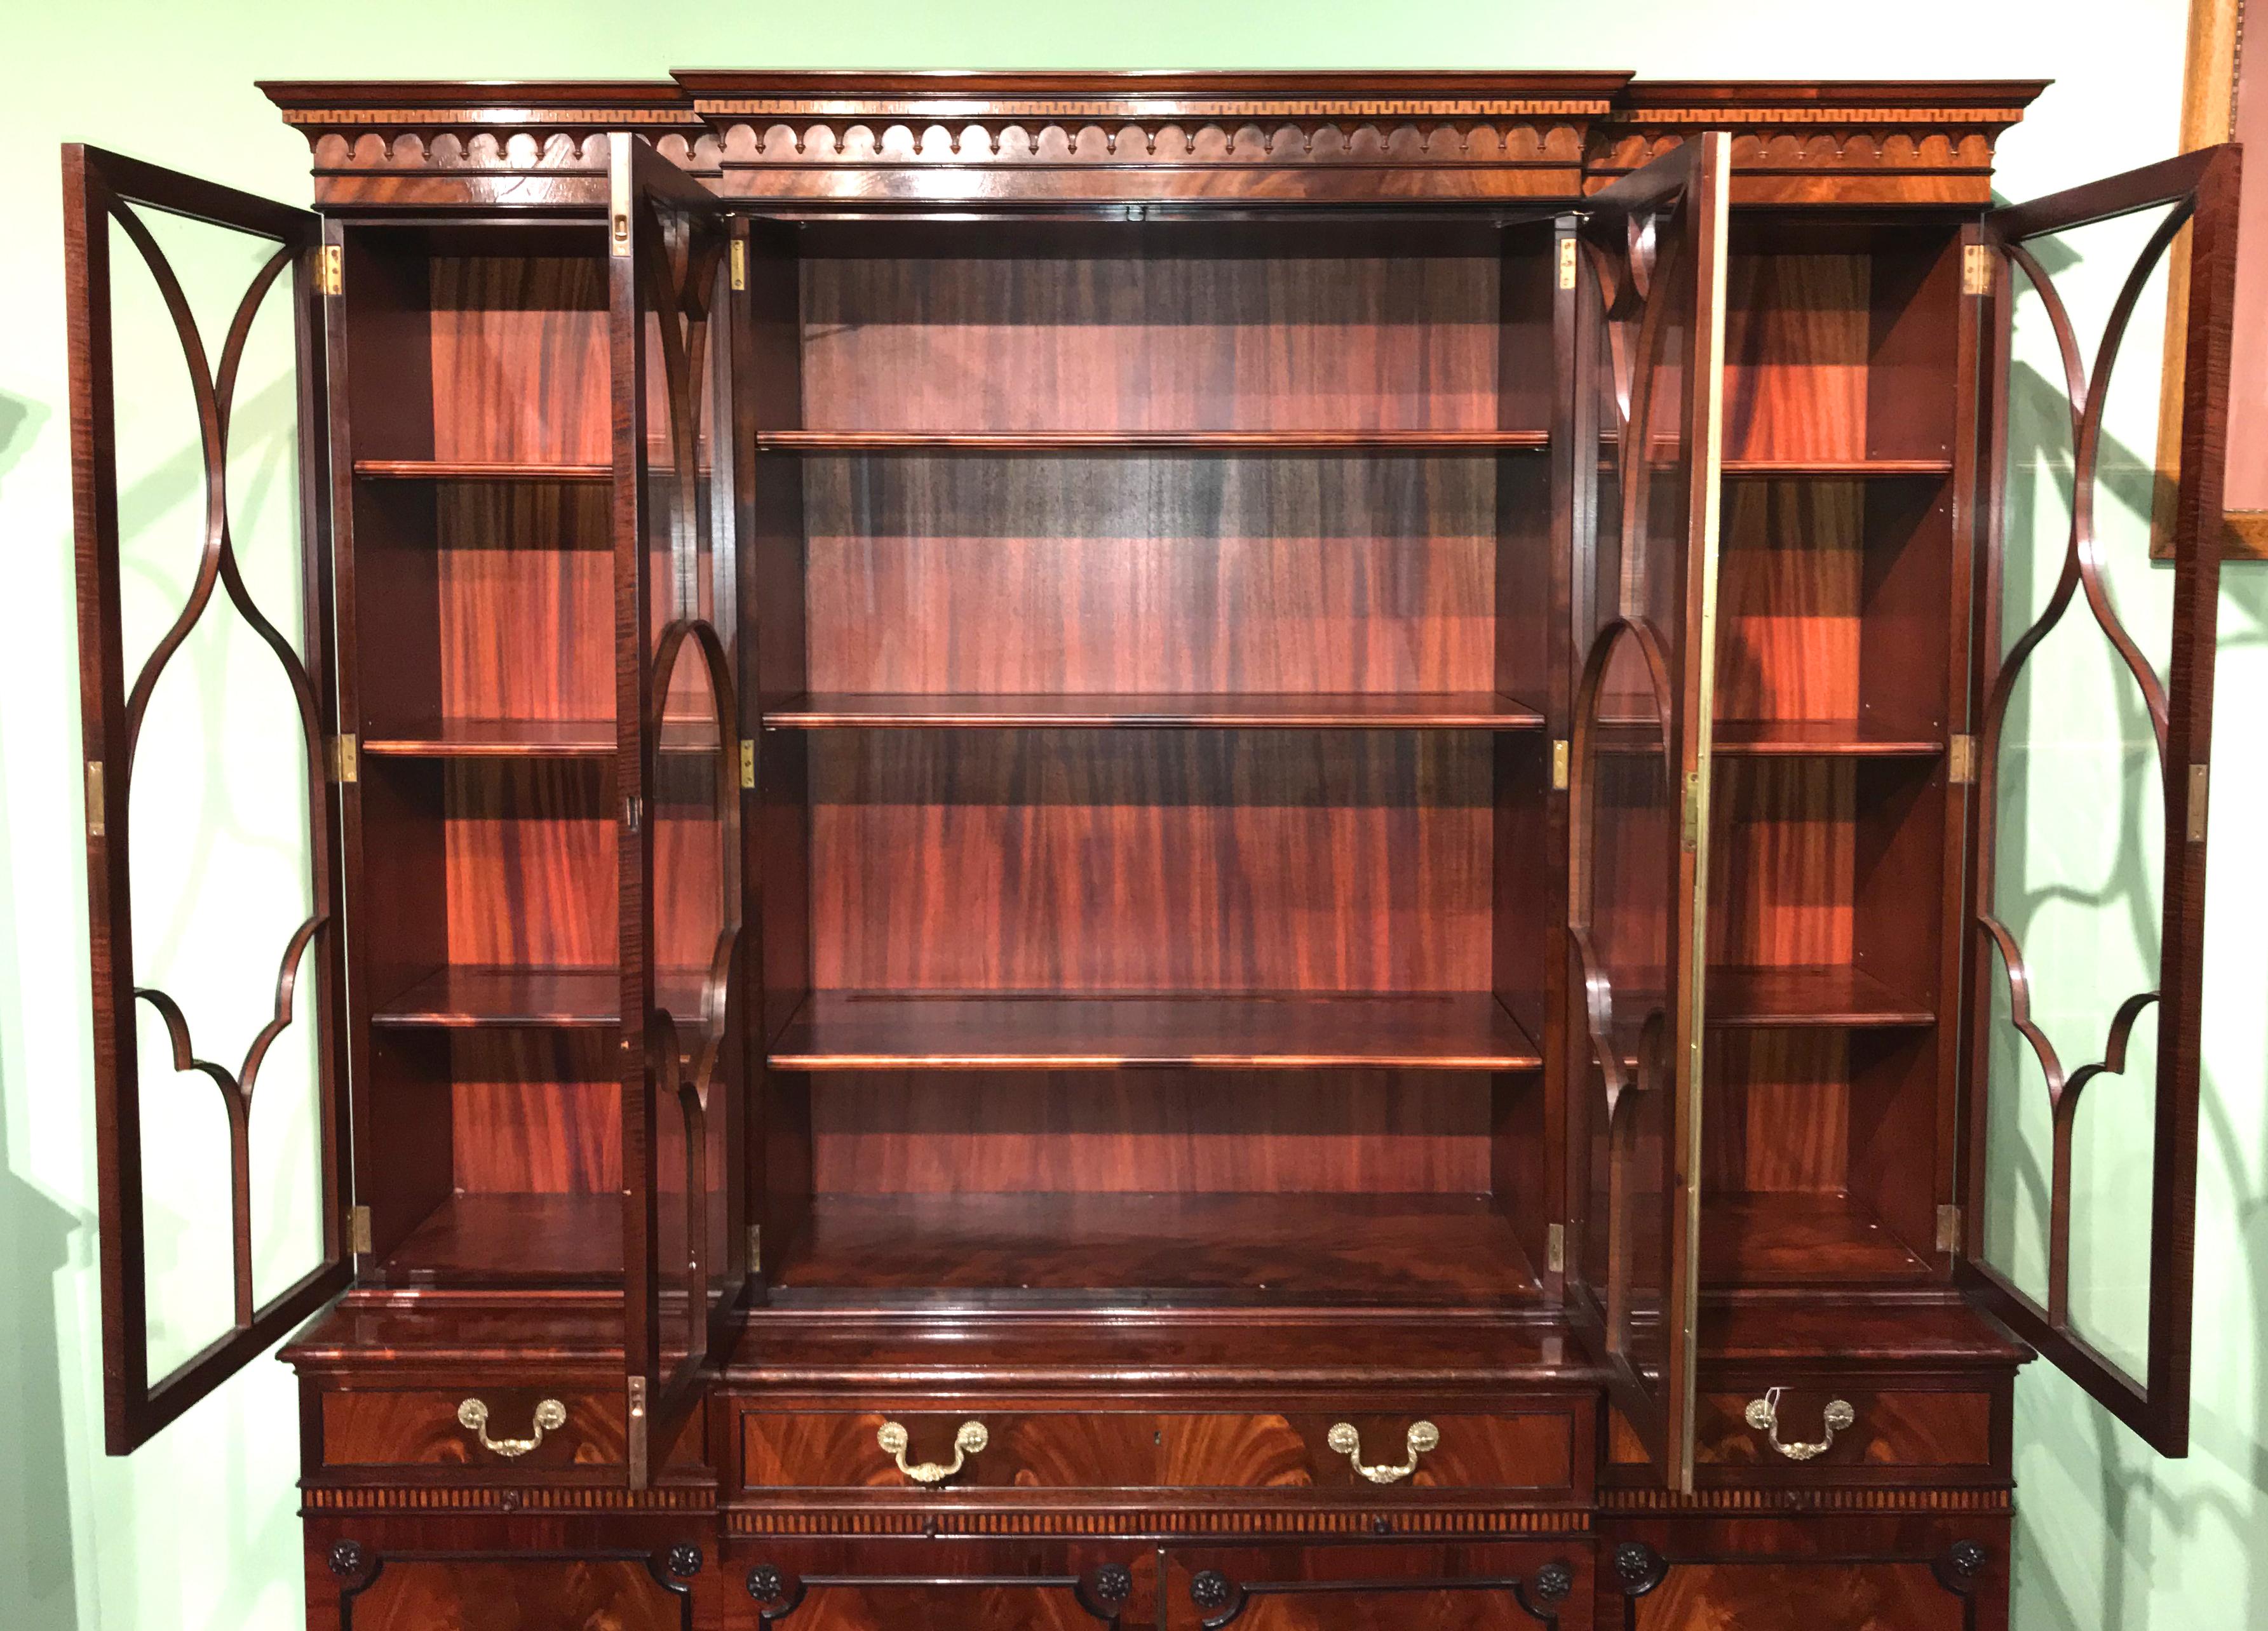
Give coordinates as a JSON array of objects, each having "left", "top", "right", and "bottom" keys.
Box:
[
  {"left": 739, "top": 1407, "right": 1581, "bottom": 1494},
  {"left": 1611, "top": 1386, "right": 1996, "bottom": 1473},
  {"left": 318, "top": 1386, "right": 626, "bottom": 1471},
  {"left": 1695, "top": 1386, "right": 1994, "bottom": 1471}
]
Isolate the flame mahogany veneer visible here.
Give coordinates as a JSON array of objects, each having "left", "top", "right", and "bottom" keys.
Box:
[{"left": 58, "top": 64, "right": 2241, "bottom": 1631}]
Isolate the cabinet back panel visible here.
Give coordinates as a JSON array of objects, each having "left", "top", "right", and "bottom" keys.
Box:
[
  {"left": 427, "top": 256, "right": 609, "bottom": 463},
  {"left": 802, "top": 455, "right": 1498, "bottom": 694},
  {"left": 449, "top": 1033, "right": 621, "bottom": 1193},
  {"left": 442, "top": 762, "right": 616, "bottom": 966},
  {"left": 1708, "top": 760, "right": 1854, "bottom": 967},
  {"left": 1722, "top": 231, "right": 1961, "bottom": 464},
  {"left": 1704, "top": 1031, "right": 1848, "bottom": 1191},
  {"left": 1724, "top": 253, "right": 1870, "bottom": 462},
  {"left": 1716, "top": 480, "right": 1861, "bottom": 722},
  {"left": 810, "top": 1071, "right": 1490, "bottom": 1193},
  {"left": 809, "top": 729, "right": 1494, "bottom": 993},
  {"left": 431, "top": 482, "right": 613, "bottom": 723},
  {"left": 801, "top": 250, "right": 1509, "bottom": 432}
]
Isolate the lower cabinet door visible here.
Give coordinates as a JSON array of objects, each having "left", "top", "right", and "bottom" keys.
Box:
[
  {"left": 1164, "top": 1545, "right": 1590, "bottom": 1630},
  {"left": 1598, "top": 1526, "right": 2006, "bottom": 1631},
  {"left": 730, "top": 1541, "right": 1155, "bottom": 1630},
  {"left": 1613, "top": 1560, "right": 1969, "bottom": 1630},
  {"left": 321, "top": 1548, "right": 695, "bottom": 1630}
]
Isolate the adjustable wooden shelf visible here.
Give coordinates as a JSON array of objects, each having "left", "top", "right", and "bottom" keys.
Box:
[{"left": 59, "top": 69, "right": 2237, "bottom": 1631}]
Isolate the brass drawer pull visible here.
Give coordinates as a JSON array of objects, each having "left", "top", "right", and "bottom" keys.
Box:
[
  {"left": 456, "top": 1397, "right": 567, "bottom": 1459},
  {"left": 878, "top": 1420, "right": 987, "bottom": 1484},
  {"left": 1325, "top": 1420, "right": 1440, "bottom": 1484},
  {"left": 1743, "top": 1388, "right": 1855, "bottom": 1461}
]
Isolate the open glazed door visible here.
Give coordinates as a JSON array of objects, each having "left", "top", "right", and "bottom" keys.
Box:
[
  {"left": 62, "top": 146, "right": 351, "bottom": 1452},
  {"left": 611, "top": 134, "right": 749, "bottom": 1487},
  {"left": 1962, "top": 145, "right": 2240, "bottom": 1456},
  {"left": 1563, "top": 132, "right": 1731, "bottom": 1493}
]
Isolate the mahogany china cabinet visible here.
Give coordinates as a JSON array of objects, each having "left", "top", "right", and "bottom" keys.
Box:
[{"left": 62, "top": 69, "right": 2239, "bottom": 1630}]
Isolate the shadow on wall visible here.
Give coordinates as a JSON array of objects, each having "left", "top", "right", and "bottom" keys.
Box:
[
  {"left": 1985, "top": 258, "right": 2268, "bottom": 1626},
  {"left": 0, "top": 388, "right": 87, "bottom": 1630}
]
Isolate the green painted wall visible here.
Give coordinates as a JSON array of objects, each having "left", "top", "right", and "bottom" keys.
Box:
[{"left": 3, "top": 3, "right": 2262, "bottom": 1627}]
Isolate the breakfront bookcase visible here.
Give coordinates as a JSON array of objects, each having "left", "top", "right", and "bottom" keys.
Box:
[{"left": 64, "top": 70, "right": 2237, "bottom": 1630}]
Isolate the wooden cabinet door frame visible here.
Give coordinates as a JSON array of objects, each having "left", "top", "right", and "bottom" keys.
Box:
[
  {"left": 1561, "top": 130, "right": 1732, "bottom": 1495},
  {"left": 1960, "top": 142, "right": 2241, "bottom": 1456},
  {"left": 62, "top": 142, "right": 353, "bottom": 1454},
  {"left": 323, "top": 1543, "right": 698, "bottom": 1631},
  {"left": 611, "top": 131, "right": 752, "bottom": 1487},
  {"left": 741, "top": 1557, "right": 1144, "bottom": 1627},
  {"left": 1168, "top": 1548, "right": 1583, "bottom": 1630}
]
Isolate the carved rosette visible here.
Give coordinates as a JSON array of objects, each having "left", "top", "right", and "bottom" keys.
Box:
[
  {"left": 1079, "top": 1569, "right": 1134, "bottom": 1624},
  {"left": 1512, "top": 1558, "right": 1577, "bottom": 1623},
  {"left": 1933, "top": 1539, "right": 1994, "bottom": 1595},
  {"left": 1612, "top": 1541, "right": 1668, "bottom": 1597},
  {"left": 746, "top": 1562, "right": 807, "bottom": 1622},
  {"left": 1188, "top": 1567, "right": 1246, "bottom": 1627}
]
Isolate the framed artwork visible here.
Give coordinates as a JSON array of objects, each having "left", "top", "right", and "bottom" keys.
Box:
[{"left": 2157, "top": 0, "right": 2267, "bottom": 556}]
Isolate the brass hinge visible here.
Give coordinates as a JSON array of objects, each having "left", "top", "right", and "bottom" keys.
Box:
[
  {"left": 1963, "top": 243, "right": 1992, "bottom": 297},
  {"left": 1947, "top": 733, "right": 1976, "bottom": 786},
  {"left": 319, "top": 243, "right": 342, "bottom": 297},
  {"left": 84, "top": 761, "right": 105, "bottom": 838},
  {"left": 739, "top": 738, "right": 755, "bottom": 790},
  {"left": 623, "top": 794, "right": 643, "bottom": 833},
  {"left": 1680, "top": 769, "right": 1703, "bottom": 851},
  {"left": 1546, "top": 1222, "right": 1567, "bottom": 1273},
  {"left": 1558, "top": 236, "right": 1578, "bottom": 291},
  {"left": 730, "top": 238, "right": 747, "bottom": 291},
  {"left": 626, "top": 1376, "right": 650, "bottom": 1487},
  {"left": 1550, "top": 738, "right": 1570, "bottom": 792},
  {"left": 2189, "top": 763, "right": 2210, "bottom": 842},
  {"left": 747, "top": 1223, "right": 762, "bottom": 1273},
  {"left": 610, "top": 160, "right": 632, "bottom": 258},
  {"left": 1935, "top": 1204, "right": 1962, "bottom": 1254},
  {"left": 348, "top": 1204, "right": 372, "bottom": 1255},
  {"left": 327, "top": 733, "right": 358, "bottom": 784}
]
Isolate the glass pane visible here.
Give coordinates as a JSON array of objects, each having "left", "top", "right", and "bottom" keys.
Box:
[
  {"left": 641, "top": 208, "right": 738, "bottom": 1381},
  {"left": 1981, "top": 206, "right": 2182, "bottom": 1379},
  {"left": 1574, "top": 191, "right": 1699, "bottom": 1415},
  {"left": 108, "top": 203, "right": 323, "bottom": 1381}
]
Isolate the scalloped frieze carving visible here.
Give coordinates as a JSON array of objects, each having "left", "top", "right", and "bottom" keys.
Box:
[
  {"left": 711, "top": 116, "right": 1584, "bottom": 166},
  {"left": 261, "top": 76, "right": 2041, "bottom": 203},
  {"left": 1595, "top": 128, "right": 2006, "bottom": 170},
  {"left": 290, "top": 124, "right": 717, "bottom": 176},
  {"left": 1589, "top": 100, "right": 2028, "bottom": 182}
]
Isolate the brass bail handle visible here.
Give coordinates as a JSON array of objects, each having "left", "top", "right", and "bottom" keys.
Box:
[
  {"left": 1325, "top": 1420, "right": 1440, "bottom": 1484},
  {"left": 878, "top": 1419, "right": 988, "bottom": 1484},
  {"left": 1743, "top": 1386, "right": 1855, "bottom": 1461},
  {"left": 457, "top": 1396, "right": 567, "bottom": 1458}
]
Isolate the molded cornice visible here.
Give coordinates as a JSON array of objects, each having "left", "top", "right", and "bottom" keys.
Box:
[{"left": 258, "top": 71, "right": 2048, "bottom": 210}]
